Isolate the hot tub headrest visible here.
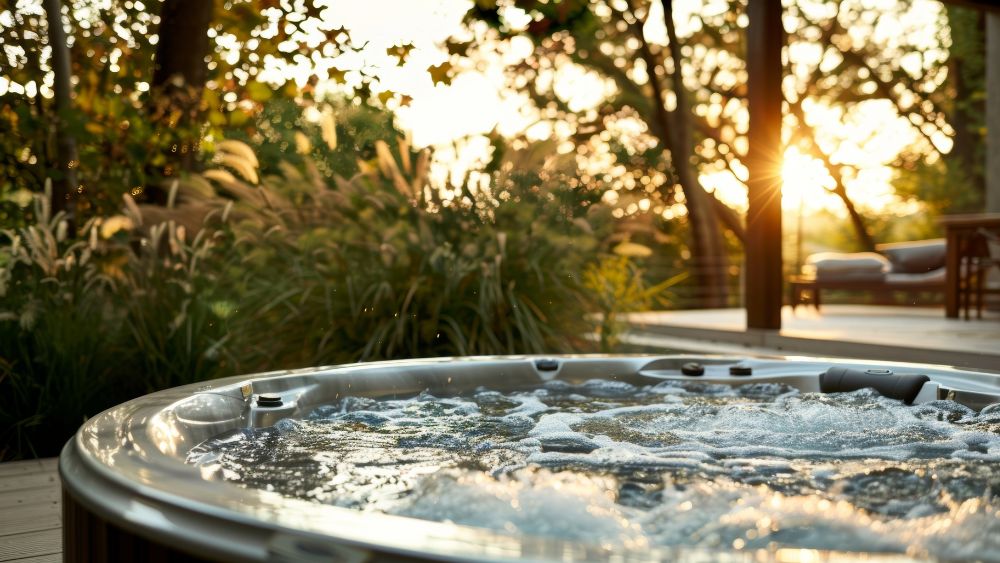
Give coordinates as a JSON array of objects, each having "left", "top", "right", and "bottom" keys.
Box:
[{"left": 819, "top": 367, "right": 929, "bottom": 405}]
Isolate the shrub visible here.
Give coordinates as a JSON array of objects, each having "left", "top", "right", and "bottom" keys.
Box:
[
  {"left": 0, "top": 187, "right": 232, "bottom": 458},
  {"left": 206, "top": 137, "right": 614, "bottom": 366},
  {"left": 0, "top": 133, "right": 621, "bottom": 459},
  {"left": 583, "top": 253, "right": 685, "bottom": 352}
]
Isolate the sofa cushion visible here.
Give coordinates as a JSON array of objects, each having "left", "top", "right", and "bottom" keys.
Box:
[
  {"left": 803, "top": 252, "right": 889, "bottom": 282},
  {"left": 876, "top": 239, "right": 946, "bottom": 274},
  {"left": 885, "top": 267, "right": 946, "bottom": 286}
]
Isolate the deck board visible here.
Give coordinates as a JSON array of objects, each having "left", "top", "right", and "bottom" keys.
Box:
[
  {"left": 0, "top": 459, "right": 58, "bottom": 479},
  {"left": 0, "top": 472, "right": 59, "bottom": 494},
  {"left": 4, "top": 555, "right": 61, "bottom": 563},
  {"left": 626, "top": 305, "right": 1000, "bottom": 370},
  {"left": 0, "top": 486, "right": 60, "bottom": 511},
  {"left": 3, "top": 555, "right": 61, "bottom": 563},
  {"left": 0, "top": 459, "right": 61, "bottom": 562},
  {"left": 0, "top": 530, "right": 61, "bottom": 562},
  {"left": 0, "top": 502, "right": 61, "bottom": 536}
]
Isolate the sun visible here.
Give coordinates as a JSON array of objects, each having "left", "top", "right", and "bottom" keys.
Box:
[{"left": 781, "top": 147, "right": 836, "bottom": 210}]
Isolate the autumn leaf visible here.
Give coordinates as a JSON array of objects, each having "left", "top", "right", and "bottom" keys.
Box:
[
  {"left": 428, "top": 62, "right": 453, "bottom": 86},
  {"left": 302, "top": 0, "right": 322, "bottom": 19},
  {"left": 378, "top": 90, "right": 396, "bottom": 104},
  {"left": 386, "top": 43, "right": 414, "bottom": 63},
  {"left": 445, "top": 40, "right": 473, "bottom": 57},
  {"left": 324, "top": 27, "right": 347, "bottom": 44},
  {"left": 328, "top": 66, "right": 347, "bottom": 84},
  {"left": 400, "top": 95, "right": 414, "bottom": 107}
]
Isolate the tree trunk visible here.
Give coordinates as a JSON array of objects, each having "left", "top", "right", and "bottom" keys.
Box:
[
  {"left": 833, "top": 185, "right": 876, "bottom": 251},
  {"left": 661, "top": 0, "right": 729, "bottom": 307},
  {"left": 42, "top": 0, "right": 78, "bottom": 222},
  {"left": 149, "top": 0, "right": 215, "bottom": 175},
  {"left": 947, "top": 7, "right": 985, "bottom": 201},
  {"left": 986, "top": 12, "right": 1000, "bottom": 213},
  {"left": 788, "top": 100, "right": 876, "bottom": 251},
  {"left": 949, "top": 57, "right": 978, "bottom": 182}
]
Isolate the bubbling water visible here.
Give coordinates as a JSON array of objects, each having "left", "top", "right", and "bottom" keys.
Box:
[{"left": 188, "top": 380, "right": 1000, "bottom": 558}]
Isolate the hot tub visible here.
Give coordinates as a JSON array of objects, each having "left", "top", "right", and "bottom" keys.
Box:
[{"left": 60, "top": 355, "right": 1000, "bottom": 561}]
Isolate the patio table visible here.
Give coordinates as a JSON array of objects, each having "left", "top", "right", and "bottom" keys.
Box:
[{"left": 939, "top": 213, "right": 1000, "bottom": 318}]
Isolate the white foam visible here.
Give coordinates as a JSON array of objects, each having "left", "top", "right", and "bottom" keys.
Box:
[
  {"left": 528, "top": 412, "right": 583, "bottom": 437},
  {"left": 191, "top": 380, "right": 1000, "bottom": 558},
  {"left": 398, "top": 469, "right": 648, "bottom": 547}
]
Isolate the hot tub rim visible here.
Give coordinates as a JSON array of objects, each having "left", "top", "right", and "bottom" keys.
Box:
[{"left": 59, "top": 354, "right": 999, "bottom": 562}]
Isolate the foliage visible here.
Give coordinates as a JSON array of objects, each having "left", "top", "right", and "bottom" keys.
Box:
[
  {"left": 0, "top": 0, "right": 403, "bottom": 220},
  {"left": 0, "top": 114, "right": 623, "bottom": 459},
  {"left": 893, "top": 155, "right": 983, "bottom": 216},
  {"left": 454, "top": 0, "right": 972, "bottom": 253},
  {"left": 212, "top": 133, "right": 614, "bottom": 366},
  {"left": 0, "top": 187, "right": 231, "bottom": 459},
  {"left": 224, "top": 97, "right": 402, "bottom": 182},
  {"left": 583, "top": 253, "right": 684, "bottom": 352}
]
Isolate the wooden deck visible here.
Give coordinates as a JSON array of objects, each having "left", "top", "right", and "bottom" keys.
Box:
[
  {"left": 626, "top": 305, "right": 1000, "bottom": 370},
  {"left": 0, "top": 458, "right": 61, "bottom": 563}
]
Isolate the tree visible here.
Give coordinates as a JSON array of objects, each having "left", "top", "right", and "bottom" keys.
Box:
[
  {"left": 454, "top": 0, "right": 968, "bottom": 270},
  {"left": 147, "top": 0, "right": 215, "bottom": 176},
  {"left": 784, "top": 1, "right": 967, "bottom": 247},
  {"left": 945, "top": 6, "right": 985, "bottom": 196},
  {"left": 0, "top": 0, "right": 382, "bottom": 217},
  {"left": 41, "top": 0, "right": 79, "bottom": 220},
  {"left": 892, "top": 5, "right": 986, "bottom": 215},
  {"left": 459, "top": 0, "right": 739, "bottom": 306}
]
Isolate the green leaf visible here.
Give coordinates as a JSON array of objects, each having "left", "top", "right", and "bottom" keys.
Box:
[
  {"left": 208, "top": 110, "right": 227, "bottom": 126},
  {"left": 246, "top": 81, "right": 274, "bottom": 103},
  {"left": 229, "top": 111, "right": 251, "bottom": 126}
]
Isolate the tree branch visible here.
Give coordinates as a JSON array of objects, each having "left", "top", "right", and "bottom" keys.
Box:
[{"left": 788, "top": 97, "right": 876, "bottom": 250}]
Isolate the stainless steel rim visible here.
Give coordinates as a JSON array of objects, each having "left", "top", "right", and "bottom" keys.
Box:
[{"left": 59, "top": 354, "right": 1000, "bottom": 561}]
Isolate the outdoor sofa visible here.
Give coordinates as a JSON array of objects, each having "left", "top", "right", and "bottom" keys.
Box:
[{"left": 790, "top": 239, "right": 946, "bottom": 310}]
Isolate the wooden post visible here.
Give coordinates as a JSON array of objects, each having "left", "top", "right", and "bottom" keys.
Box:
[
  {"left": 745, "top": 0, "right": 784, "bottom": 330},
  {"left": 987, "top": 13, "right": 1000, "bottom": 213}
]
